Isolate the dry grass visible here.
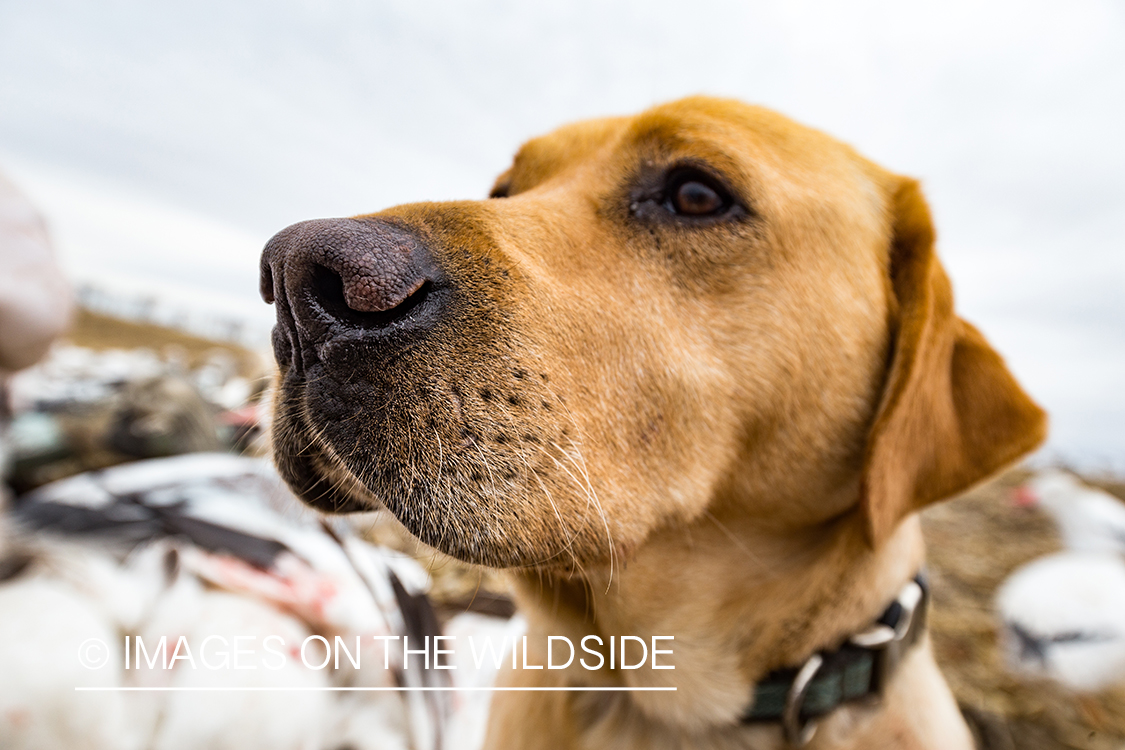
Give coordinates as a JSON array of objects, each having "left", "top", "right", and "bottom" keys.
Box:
[{"left": 65, "top": 308, "right": 263, "bottom": 377}]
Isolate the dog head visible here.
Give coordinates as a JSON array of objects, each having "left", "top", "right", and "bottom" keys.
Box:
[{"left": 260, "top": 96, "right": 1046, "bottom": 569}]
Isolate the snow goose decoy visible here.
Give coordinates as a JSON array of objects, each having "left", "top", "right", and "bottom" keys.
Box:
[
  {"left": 5, "top": 453, "right": 448, "bottom": 749},
  {"left": 996, "top": 551, "right": 1125, "bottom": 691},
  {"left": 1013, "top": 468, "right": 1125, "bottom": 555}
]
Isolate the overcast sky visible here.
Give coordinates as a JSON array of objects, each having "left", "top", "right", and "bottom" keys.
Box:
[{"left": 0, "top": 0, "right": 1122, "bottom": 468}]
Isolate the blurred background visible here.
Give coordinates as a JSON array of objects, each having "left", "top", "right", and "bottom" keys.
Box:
[{"left": 0, "top": 1, "right": 1123, "bottom": 749}]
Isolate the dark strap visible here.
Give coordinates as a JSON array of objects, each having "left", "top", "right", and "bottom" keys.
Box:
[
  {"left": 741, "top": 574, "right": 929, "bottom": 727},
  {"left": 742, "top": 644, "right": 877, "bottom": 721}
]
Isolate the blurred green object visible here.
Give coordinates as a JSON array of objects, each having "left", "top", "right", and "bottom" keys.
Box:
[
  {"left": 10, "top": 411, "right": 66, "bottom": 458},
  {"left": 9, "top": 411, "right": 70, "bottom": 486},
  {"left": 8, "top": 375, "right": 230, "bottom": 494}
]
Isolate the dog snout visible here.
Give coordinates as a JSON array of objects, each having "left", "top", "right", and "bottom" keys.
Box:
[{"left": 260, "top": 217, "right": 441, "bottom": 342}]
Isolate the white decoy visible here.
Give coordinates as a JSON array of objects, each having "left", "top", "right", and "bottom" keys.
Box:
[
  {"left": 6, "top": 453, "right": 447, "bottom": 750},
  {"left": 1014, "top": 468, "right": 1125, "bottom": 554},
  {"left": 8, "top": 536, "right": 171, "bottom": 632},
  {"left": 16, "top": 453, "right": 436, "bottom": 644},
  {"left": 151, "top": 488, "right": 444, "bottom": 750},
  {"left": 996, "top": 551, "right": 1125, "bottom": 691},
  {"left": 442, "top": 613, "right": 528, "bottom": 750},
  {"left": 133, "top": 572, "right": 332, "bottom": 750},
  {"left": 322, "top": 694, "right": 412, "bottom": 750},
  {"left": 0, "top": 575, "right": 155, "bottom": 750}
]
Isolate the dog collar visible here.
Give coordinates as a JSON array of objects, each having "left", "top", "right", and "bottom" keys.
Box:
[{"left": 740, "top": 574, "right": 929, "bottom": 746}]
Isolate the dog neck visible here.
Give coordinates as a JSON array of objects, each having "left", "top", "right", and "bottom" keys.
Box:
[{"left": 506, "top": 505, "right": 933, "bottom": 745}]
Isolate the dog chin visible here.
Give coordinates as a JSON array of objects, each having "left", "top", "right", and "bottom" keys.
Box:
[{"left": 285, "top": 430, "right": 603, "bottom": 570}]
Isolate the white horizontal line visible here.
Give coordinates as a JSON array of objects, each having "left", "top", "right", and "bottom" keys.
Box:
[{"left": 74, "top": 686, "right": 677, "bottom": 692}]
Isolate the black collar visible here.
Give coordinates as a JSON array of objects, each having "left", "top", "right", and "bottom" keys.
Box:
[{"left": 741, "top": 574, "right": 929, "bottom": 746}]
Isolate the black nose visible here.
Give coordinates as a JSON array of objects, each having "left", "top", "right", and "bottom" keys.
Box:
[{"left": 260, "top": 218, "right": 440, "bottom": 341}]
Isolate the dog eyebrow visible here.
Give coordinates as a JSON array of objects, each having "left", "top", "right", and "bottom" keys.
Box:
[{"left": 625, "top": 122, "right": 693, "bottom": 156}]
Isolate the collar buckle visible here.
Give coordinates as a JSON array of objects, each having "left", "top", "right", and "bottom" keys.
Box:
[
  {"left": 848, "top": 579, "right": 927, "bottom": 695},
  {"left": 742, "top": 575, "right": 929, "bottom": 745},
  {"left": 781, "top": 652, "right": 825, "bottom": 746},
  {"left": 776, "top": 577, "right": 928, "bottom": 747}
]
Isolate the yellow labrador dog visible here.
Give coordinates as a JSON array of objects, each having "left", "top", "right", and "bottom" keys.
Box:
[{"left": 260, "top": 97, "right": 1046, "bottom": 749}]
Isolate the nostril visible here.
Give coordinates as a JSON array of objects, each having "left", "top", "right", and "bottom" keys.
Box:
[
  {"left": 311, "top": 264, "right": 348, "bottom": 316},
  {"left": 310, "top": 264, "right": 432, "bottom": 329}
]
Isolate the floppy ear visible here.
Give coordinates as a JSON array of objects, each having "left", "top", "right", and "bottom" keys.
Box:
[{"left": 860, "top": 178, "right": 1048, "bottom": 547}]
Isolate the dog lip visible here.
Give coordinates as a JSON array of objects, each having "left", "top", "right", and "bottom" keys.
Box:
[
  {"left": 270, "top": 399, "right": 375, "bottom": 515},
  {"left": 284, "top": 452, "right": 372, "bottom": 514},
  {"left": 289, "top": 453, "right": 372, "bottom": 514}
]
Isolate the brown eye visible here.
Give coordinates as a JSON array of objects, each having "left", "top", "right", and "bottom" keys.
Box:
[{"left": 671, "top": 180, "right": 725, "bottom": 216}]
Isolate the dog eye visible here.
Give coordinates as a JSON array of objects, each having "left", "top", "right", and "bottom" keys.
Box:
[
  {"left": 664, "top": 170, "right": 733, "bottom": 217},
  {"left": 672, "top": 181, "right": 723, "bottom": 215}
]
